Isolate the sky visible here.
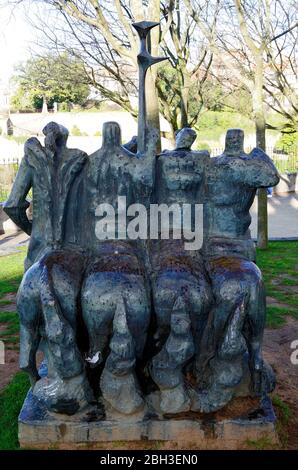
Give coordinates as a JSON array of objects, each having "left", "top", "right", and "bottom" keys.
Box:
[{"left": 0, "top": 1, "right": 36, "bottom": 83}]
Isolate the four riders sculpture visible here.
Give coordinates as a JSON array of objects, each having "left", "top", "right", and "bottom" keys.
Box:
[{"left": 4, "top": 22, "right": 279, "bottom": 417}]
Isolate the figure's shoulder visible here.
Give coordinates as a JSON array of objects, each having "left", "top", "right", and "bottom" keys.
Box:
[
  {"left": 210, "top": 154, "right": 227, "bottom": 166},
  {"left": 248, "top": 147, "right": 270, "bottom": 160},
  {"left": 212, "top": 153, "right": 250, "bottom": 167},
  {"left": 207, "top": 154, "right": 241, "bottom": 177},
  {"left": 192, "top": 149, "right": 210, "bottom": 160},
  {"left": 157, "top": 149, "right": 173, "bottom": 158},
  {"left": 88, "top": 148, "right": 103, "bottom": 162},
  {"left": 66, "top": 148, "right": 88, "bottom": 161},
  {"left": 120, "top": 144, "right": 137, "bottom": 158},
  {"left": 119, "top": 146, "right": 137, "bottom": 160},
  {"left": 24, "top": 137, "right": 43, "bottom": 154},
  {"left": 24, "top": 138, "right": 46, "bottom": 168},
  {"left": 158, "top": 149, "right": 210, "bottom": 160}
]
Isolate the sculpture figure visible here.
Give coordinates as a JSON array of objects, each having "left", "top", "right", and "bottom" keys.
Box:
[
  {"left": 192, "top": 129, "right": 280, "bottom": 412},
  {"left": 149, "top": 128, "right": 212, "bottom": 413},
  {"left": 4, "top": 20, "right": 281, "bottom": 426},
  {"left": 80, "top": 121, "right": 154, "bottom": 414},
  {"left": 150, "top": 300, "right": 195, "bottom": 414},
  {"left": 4, "top": 123, "right": 91, "bottom": 414},
  {"left": 100, "top": 298, "right": 144, "bottom": 414},
  {"left": 80, "top": 20, "right": 167, "bottom": 413}
]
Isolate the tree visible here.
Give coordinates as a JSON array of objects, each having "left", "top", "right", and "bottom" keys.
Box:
[
  {"left": 185, "top": 0, "right": 297, "bottom": 248},
  {"left": 157, "top": 1, "right": 216, "bottom": 138},
  {"left": 11, "top": 53, "right": 90, "bottom": 111},
  {"left": 9, "top": 0, "right": 218, "bottom": 144},
  {"left": 263, "top": 2, "right": 298, "bottom": 134},
  {"left": 24, "top": 0, "right": 162, "bottom": 143}
]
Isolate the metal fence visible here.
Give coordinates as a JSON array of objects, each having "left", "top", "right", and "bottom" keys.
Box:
[
  {"left": 270, "top": 151, "right": 298, "bottom": 173},
  {"left": 0, "top": 147, "right": 297, "bottom": 202},
  {"left": 209, "top": 147, "right": 298, "bottom": 174}
]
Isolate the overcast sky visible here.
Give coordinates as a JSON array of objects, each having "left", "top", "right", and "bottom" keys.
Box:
[{"left": 0, "top": 1, "right": 36, "bottom": 83}]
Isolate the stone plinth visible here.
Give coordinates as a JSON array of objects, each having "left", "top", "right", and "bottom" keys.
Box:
[{"left": 19, "top": 390, "right": 278, "bottom": 450}]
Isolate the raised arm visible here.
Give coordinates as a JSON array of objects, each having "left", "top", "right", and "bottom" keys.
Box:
[
  {"left": 131, "top": 128, "right": 159, "bottom": 204},
  {"left": 235, "top": 147, "right": 280, "bottom": 188},
  {"left": 221, "top": 129, "right": 280, "bottom": 189},
  {"left": 3, "top": 144, "right": 34, "bottom": 235}
]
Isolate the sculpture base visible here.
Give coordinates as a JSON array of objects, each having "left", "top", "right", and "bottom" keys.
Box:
[{"left": 19, "top": 390, "right": 278, "bottom": 450}]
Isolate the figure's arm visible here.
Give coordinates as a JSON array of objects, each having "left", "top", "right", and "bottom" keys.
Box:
[
  {"left": 3, "top": 152, "right": 33, "bottom": 235},
  {"left": 235, "top": 148, "right": 280, "bottom": 188},
  {"left": 129, "top": 128, "right": 159, "bottom": 202},
  {"left": 131, "top": 155, "right": 155, "bottom": 204}
]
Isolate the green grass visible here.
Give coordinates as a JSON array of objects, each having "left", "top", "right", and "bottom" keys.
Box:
[
  {"left": 256, "top": 241, "right": 298, "bottom": 327},
  {"left": 265, "top": 307, "right": 288, "bottom": 328},
  {"left": 280, "top": 278, "right": 298, "bottom": 286},
  {"left": 272, "top": 395, "right": 292, "bottom": 424},
  {"left": 195, "top": 110, "right": 254, "bottom": 142},
  {"left": 0, "top": 312, "right": 18, "bottom": 323},
  {"left": 0, "top": 311, "right": 20, "bottom": 347},
  {"left": 272, "top": 395, "right": 293, "bottom": 448},
  {"left": 0, "top": 248, "right": 26, "bottom": 297},
  {"left": 0, "top": 249, "right": 25, "bottom": 349},
  {"left": 246, "top": 435, "right": 278, "bottom": 450},
  {"left": 0, "top": 372, "right": 30, "bottom": 450},
  {"left": 0, "top": 250, "right": 29, "bottom": 450},
  {"left": 0, "top": 299, "right": 13, "bottom": 306}
]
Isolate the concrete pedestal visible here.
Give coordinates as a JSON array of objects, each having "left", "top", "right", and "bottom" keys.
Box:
[{"left": 18, "top": 390, "right": 278, "bottom": 450}]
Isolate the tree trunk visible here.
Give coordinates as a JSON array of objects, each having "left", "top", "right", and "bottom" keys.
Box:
[
  {"left": 256, "top": 119, "right": 268, "bottom": 250},
  {"left": 146, "top": 69, "right": 162, "bottom": 153},
  {"left": 146, "top": 0, "right": 162, "bottom": 153},
  {"left": 253, "top": 59, "right": 268, "bottom": 249},
  {"left": 180, "top": 71, "right": 190, "bottom": 129}
]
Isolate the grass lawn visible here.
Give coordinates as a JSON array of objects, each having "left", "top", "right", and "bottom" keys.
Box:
[
  {"left": 256, "top": 241, "right": 298, "bottom": 327},
  {"left": 0, "top": 241, "right": 297, "bottom": 449},
  {"left": 0, "top": 248, "right": 26, "bottom": 296},
  {"left": 0, "top": 248, "right": 28, "bottom": 450},
  {"left": 0, "top": 373, "right": 30, "bottom": 450},
  {"left": 0, "top": 248, "right": 26, "bottom": 350}
]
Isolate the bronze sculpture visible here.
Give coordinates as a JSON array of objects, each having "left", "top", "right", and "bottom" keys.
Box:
[{"left": 4, "top": 22, "right": 280, "bottom": 423}]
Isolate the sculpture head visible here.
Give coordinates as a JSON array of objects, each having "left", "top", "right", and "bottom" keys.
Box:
[
  {"left": 156, "top": 127, "right": 207, "bottom": 204},
  {"left": 175, "top": 128, "right": 197, "bottom": 150},
  {"left": 224, "top": 129, "right": 244, "bottom": 156},
  {"left": 43, "top": 122, "right": 69, "bottom": 153},
  {"left": 123, "top": 135, "right": 138, "bottom": 154},
  {"left": 102, "top": 121, "right": 121, "bottom": 148}
]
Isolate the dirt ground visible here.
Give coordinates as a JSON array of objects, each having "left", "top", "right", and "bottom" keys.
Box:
[
  {"left": 0, "top": 291, "right": 18, "bottom": 391},
  {"left": 0, "top": 344, "right": 19, "bottom": 391},
  {"left": 263, "top": 316, "right": 298, "bottom": 450}
]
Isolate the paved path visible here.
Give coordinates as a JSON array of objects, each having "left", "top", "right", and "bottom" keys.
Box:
[
  {"left": 0, "top": 194, "right": 297, "bottom": 256},
  {"left": 250, "top": 193, "right": 298, "bottom": 239},
  {"left": 0, "top": 231, "right": 29, "bottom": 256}
]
